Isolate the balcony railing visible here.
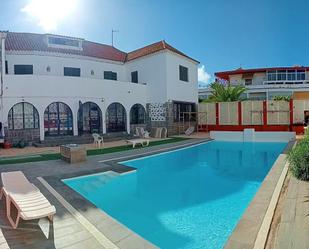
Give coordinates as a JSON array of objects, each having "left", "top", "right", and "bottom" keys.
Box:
[{"left": 263, "top": 80, "right": 309, "bottom": 85}]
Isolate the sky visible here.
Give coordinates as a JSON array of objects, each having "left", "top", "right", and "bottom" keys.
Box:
[{"left": 0, "top": 0, "right": 308, "bottom": 88}]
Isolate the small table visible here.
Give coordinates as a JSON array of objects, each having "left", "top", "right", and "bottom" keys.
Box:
[{"left": 60, "top": 144, "right": 86, "bottom": 163}]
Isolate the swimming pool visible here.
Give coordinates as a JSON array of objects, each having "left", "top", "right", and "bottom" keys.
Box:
[{"left": 63, "top": 141, "right": 286, "bottom": 249}]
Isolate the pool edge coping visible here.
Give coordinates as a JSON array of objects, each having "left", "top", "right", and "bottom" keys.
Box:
[
  {"left": 224, "top": 140, "right": 295, "bottom": 249},
  {"left": 38, "top": 138, "right": 211, "bottom": 249}
]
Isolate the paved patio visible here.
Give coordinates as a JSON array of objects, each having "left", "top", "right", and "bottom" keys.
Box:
[
  {"left": 0, "top": 133, "right": 210, "bottom": 159},
  {"left": 266, "top": 174, "right": 309, "bottom": 249},
  {"left": 0, "top": 137, "right": 208, "bottom": 249}
]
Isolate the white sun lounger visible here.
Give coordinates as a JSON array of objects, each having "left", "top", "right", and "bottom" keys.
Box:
[
  {"left": 126, "top": 139, "right": 150, "bottom": 148},
  {"left": 0, "top": 171, "right": 56, "bottom": 229},
  {"left": 185, "top": 126, "right": 195, "bottom": 136}
]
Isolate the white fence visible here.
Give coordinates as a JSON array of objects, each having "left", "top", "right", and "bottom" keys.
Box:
[{"left": 199, "top": 100, "right": 292, "bottom": 126}]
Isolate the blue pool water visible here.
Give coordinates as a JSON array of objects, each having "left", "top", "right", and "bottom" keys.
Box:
[{"left": 64, "top": 141, "right": 286, "bottom": 249}]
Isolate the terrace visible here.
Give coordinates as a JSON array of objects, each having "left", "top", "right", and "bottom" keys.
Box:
[{"left": 0, "top": 132, "right": 307, "bottom": 249}]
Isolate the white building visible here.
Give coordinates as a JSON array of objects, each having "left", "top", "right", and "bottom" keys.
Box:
[
  {"left": 199, "top": 66, "right": 309, "bottom": 100},
  {"left": 0, "top": 31, "right": 199, "bottom": 143}
]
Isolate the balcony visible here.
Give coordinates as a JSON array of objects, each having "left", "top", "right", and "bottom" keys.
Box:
[{"left": 263, "top": 80, "right": 309, "bottom": 85}]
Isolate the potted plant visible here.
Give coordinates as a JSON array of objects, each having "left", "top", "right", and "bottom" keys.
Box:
[
  {"left": 3, "top": 140, "right": 11, "bottom": 149},
  {"left": 292, "top": 122, "right": 304, "bottom": 134}
]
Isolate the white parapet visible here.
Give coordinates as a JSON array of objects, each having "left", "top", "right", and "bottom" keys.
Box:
[{"left": 210, "top": 129, "right": 295, "bottom": 142}]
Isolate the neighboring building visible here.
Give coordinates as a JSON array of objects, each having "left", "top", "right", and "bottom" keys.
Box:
[
  {"left": 199, "top": 66, "right": 309, "bottom": 100},
  {"left": 0, "top": 31, "right": 199, "bottom": 143}
]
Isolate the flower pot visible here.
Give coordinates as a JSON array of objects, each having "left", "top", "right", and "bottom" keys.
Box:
[
  {"left": 292, "top": 125, "right": 304, "bottom": 134},
  {"left": 3, "top": 142, "right": 11, "bottom": 149}
]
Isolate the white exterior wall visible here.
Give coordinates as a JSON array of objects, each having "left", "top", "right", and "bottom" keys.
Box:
[
  {"left": 166, "top": 52, "right": 198, "bottom": 103},
  {"left": 125, "top": 52, "right": 167, "bottom": 103},
  {"left": 1, "top": 49, "right": 199, "bottom": 141},
  {"left": 6, "top": 53, "right": 126, "bottom": 81},
  {"left": 2, "top": 74, "right": 147, "bottom": 140}
]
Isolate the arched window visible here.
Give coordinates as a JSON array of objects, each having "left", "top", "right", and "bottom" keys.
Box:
[
  {"left": 106, "top": 102, "right": 126, "bottom": 132},
  {"left": 78, "top": 102, "right": 102, "bottom": 134},
  {"left": 130, "top": 104, "right": 146, "bottom": 124},
  {"left": 44, "top": 102, "right": 73, "bottom": 136},
  {"left": 8, "top": 102, "right": 39, "bottom": 130}
]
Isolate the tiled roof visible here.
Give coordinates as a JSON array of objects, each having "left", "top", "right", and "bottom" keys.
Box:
[
  {"left": 3, "top": 32, "right": 199, "bottom": 63},
  {"left": 215, "top": 66, "right": 309, "bottom": 80},
  {"left": 4, "top": 32, "right": 127, "bottom": 62},
  {"left": 126, "top": 40, "right": 199, "bottom": 63}
]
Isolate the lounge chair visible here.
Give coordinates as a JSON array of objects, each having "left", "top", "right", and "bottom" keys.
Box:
[
  {"left": 0, "top": 171, "right": 56, "bottom": 229},
  {"left": 185, "top": 126, "right": 195, "bottom": 136},
  {"left": 126, "top": 139, "right": 150, "bottom": 148},
  {"left": 92, "top": 133, "right": 104, "bottom": 148},
  {"left": 161, "top": 127, "right": 167, "bottom": 138},
  {"left": 135, "top": 127, "right": 150, "bottom": 138},
  {"left": 151, "top": 127, "right": 162, "bottom": 138}
]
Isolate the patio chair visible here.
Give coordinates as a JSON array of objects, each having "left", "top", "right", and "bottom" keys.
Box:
[
  {"left": 126, "top": 139, "right": 150, "bottom": 148},
  {"left": 0, "top": 171, "right": 56, "bottom": 229},
  {"left": 185, "top": 126, "right": 195, "bottom": 136},
  {"left": 161, "top": 127, "right": 167, "bottom": 138},
  {"left": 135, "top": 127, "right": 150, "bottom": 138},
  {"left": 92, "top": 133, "right": 104, "bottom": 148}
]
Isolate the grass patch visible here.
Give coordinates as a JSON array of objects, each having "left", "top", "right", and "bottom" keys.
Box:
[
  {"left": 87, "top": 137, "right": 189, "bottom": 156},
  {"left": 0, "top": 137, "right": 191, "bottom": 165}
]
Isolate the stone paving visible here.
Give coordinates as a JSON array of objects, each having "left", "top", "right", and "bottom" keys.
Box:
[{"left": 271, "top": 176, "right": 309, "bottom": 249}]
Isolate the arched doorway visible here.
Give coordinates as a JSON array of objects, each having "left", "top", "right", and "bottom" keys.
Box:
[
  {"left": 8, "top": 102, "right": 39, "bottom": 130},
  {"left": 78, "top": 102, "right": 102, "bottom": 135},
  {"left": 44, "top": 102, "right": 73, "bottom": 136},
  {"left": 130, "top": 104, "right": 146, "bottom": 124},
  {"left": 106, "top": 102, "right": 126, "bottom": 132},
  {"left": 7, "top": 102, "right": 40, "bottom": 142}
]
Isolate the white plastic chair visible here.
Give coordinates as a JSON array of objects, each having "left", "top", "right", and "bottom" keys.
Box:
[
  {"left": 92, "top": 133, "right": 104, "bottom": 148},
  {"left": 0, "top": 171, "right": 56, "bottom": 229}
]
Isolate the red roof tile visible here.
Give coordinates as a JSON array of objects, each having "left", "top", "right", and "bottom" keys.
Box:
[
  {"left": 127, "top": 40, "right": 199, "bottom": 63},
  {"left": 215, "top": 66, "right": 309, "bottom": 80},
  {"left": 5, "top": 32, "right": 127, "bottom": 62},
  {"left": 3, "top": 32, "right": 198, "bottom": 64}
]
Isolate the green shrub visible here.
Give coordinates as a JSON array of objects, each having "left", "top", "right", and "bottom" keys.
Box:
[{"left": 287, "top": 137, "right": 309, "bottom": 181}]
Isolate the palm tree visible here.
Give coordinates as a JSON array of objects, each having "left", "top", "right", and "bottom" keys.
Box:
[{"left": 205, "top": 82, "right": 246, "bottom": 102}]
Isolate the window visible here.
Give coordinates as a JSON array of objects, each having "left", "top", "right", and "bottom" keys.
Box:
[
  {"left": 131, "top": 71, "right": 138, "bottom": 83},
  {"left": 296, "top": 70, "right": 305, "bottom": 80},
  {"left": 130, "top": 104, "right": 146, "bottom": 124},
  {"left": 64, "top": 67, "right": 80, "bottom": 77},
  {"left": 44, "top": 102, "right": 73, "bottom": 136},
  {"left": 104, "top": 71, "right": 117, "bottom": 80},
  {"left": 173, "top": 102, "right": 196, "bottom": 122},
  {"left": 14, "top": 65, "right": 33, "bottom": 75},
  {"left": 5, "top": 61, "right": 8, "bottom": 74},
  {"left": 8, "top": 102, "right": 39, "bottom": 130},
  {"left": 179, "top": 65, "right": 189, "bottom": 82},
  {"left": 267, "top": 70, "right": 276, "bottom": 81},
  {"left": 287, "top": 70, "right": 296, "bottom": 81},
  {"left": 277, "top": 70, "right": 287, "bottom": 81},
  {"left": 48, "top": 36, "right": 80, "bottom": 47},
  {"left": 244, "top": 79, "right": 252, "bottom": 85}
]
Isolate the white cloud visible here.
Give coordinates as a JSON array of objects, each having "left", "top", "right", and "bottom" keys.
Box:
[
  {"left": 198, "top": 65, "right": 211, "bottom": 88},
  {"left": 21, "top": 0, "right": 78, "bottom": 32}
]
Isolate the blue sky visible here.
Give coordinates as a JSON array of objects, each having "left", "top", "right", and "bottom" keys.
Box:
[{"left": 0, "top": 0, "right": 308, "bottom": 87}]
